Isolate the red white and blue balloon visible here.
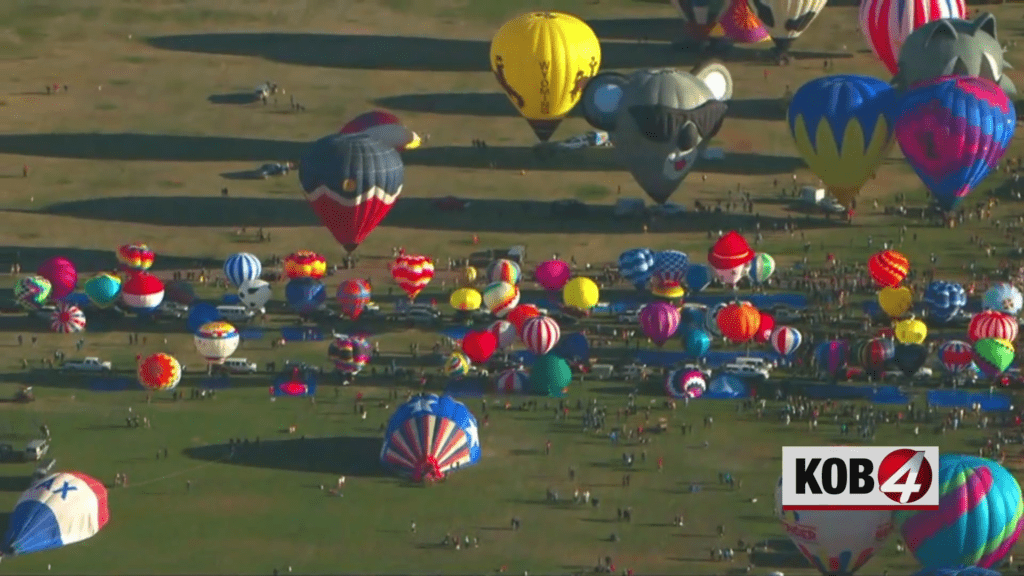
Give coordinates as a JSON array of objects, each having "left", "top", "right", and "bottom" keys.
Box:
[
  {"left": 1, "top": 471, "right": 110, "bottom": 556},
  {"left": 381, "top": 394, "right": 481, "bottom": 483}
]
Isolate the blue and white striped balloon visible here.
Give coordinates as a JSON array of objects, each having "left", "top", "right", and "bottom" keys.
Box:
[
  {"left": 618, "top": 248, "right": 656, "bottom": 291},
  {"left": 224, "top": 253, "right": 262, "bottom": 288}
]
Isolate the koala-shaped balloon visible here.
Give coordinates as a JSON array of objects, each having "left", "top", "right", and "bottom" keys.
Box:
[
  {"left": 580, "top": 61, "right": 732, "bottom": 205},
  {"left": 894, "top": 13, "right": 1016, "bottom": 98}
]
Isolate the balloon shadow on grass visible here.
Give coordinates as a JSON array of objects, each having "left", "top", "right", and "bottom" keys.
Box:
[
  {"left": 208, "top": 92, "right": 260, "bottom": 105},
  {"left": 0, "top": 476, "right": 31, "bottom": 493},
  {"left": 183, "top": 436, "right": 388, "bottom": 477}
]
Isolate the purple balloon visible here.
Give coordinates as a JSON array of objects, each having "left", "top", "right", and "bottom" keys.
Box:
[{"left": 640, "top": 302, "right": 681, "bottom": 347}]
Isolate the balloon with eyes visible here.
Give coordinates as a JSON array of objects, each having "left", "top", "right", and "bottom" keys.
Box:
[
  {"left": 894, "top": 13, "right": 1017, "bottom": 99},
  {"left": 580, "top": 62, "right": 732, "bottom": 205}
]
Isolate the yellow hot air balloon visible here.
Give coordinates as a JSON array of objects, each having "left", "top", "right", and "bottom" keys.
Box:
[
  {"left": 490, "top": 11, "right": 601, "bottom": 142},
  {"left": 456, "top": 266, "right": 477, "bottom": 287},
  {"left": 449, "top": 288, "right": 482, "bottom": 311},
  {"left": 563, "top": 277, "right": 599, "bottom": 312},
  {"left": 895, "top": 317, "right": 928, "bottom": 345},
  {"left": 877, "top": 286, "right": 913, "bottom": 319}
]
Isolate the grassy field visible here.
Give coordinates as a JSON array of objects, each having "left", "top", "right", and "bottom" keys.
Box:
[{"left": 0, "top": 0, "right": 1023, "bottom": 573}]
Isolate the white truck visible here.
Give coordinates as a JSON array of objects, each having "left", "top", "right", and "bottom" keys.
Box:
[{"left": 62, "top": 357, "right": 112, "bottom": 372}]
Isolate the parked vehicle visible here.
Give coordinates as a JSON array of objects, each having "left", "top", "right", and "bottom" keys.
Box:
[
  {"left": 220, "top": 358, "right": 258, "bottom": 374},
  {"left": 24, "top": 439, "right": 50, "bottom": 461},
  {"left": 62, "top": 357, "right": 112, "bottom": 372}
]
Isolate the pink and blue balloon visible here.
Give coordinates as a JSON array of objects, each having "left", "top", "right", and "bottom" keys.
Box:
[
  {"left": 895, "top": 76, "right": 1016, "bottom": 212},
  {"left": 815, "top": 339, "right": 850, "bottom": 378},
  {"left": 897, "top": 454, "right": 1023, "bottom": 570},
  {"left": 665, "top": 369, "right": 706, "bottom": 399},
  {"left": 923, "top": 280, "right": 967, "bottom": 322}
]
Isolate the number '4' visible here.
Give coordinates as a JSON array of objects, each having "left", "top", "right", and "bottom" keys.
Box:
[{"left": 880, "top": 452, "right": 925, "bottom": 503}]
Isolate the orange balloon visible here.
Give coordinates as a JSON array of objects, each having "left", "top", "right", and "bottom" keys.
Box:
[
  {"left": 507, "top": 305, "right": 541, "bottom": 336},
  {"left": 717, "top": 302, "right": 761, "bottom": 343}
]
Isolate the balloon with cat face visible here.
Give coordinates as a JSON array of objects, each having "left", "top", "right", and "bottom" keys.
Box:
[{"left": 579, "top": 61, "right": 732, "bottom": 205}]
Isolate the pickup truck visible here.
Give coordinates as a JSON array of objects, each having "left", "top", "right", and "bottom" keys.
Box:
[{"left": 62, "top": 357, "right": 112, "bottom": 372}]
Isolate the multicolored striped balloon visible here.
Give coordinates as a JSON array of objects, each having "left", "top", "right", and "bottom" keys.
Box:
[
  {"left": 748, "top": 252, "right": 776, "bottom": 285},
  {"left": 496, "top": 369, "right": 528, "bottom": 394},
  {"left": 444, "top": 352, "right": 471, "bottom": 377},
  {"left": 482, "top": 281, "right": 520, "bottom": 318},
  {"left": 898, "top": 454, "right": 1024, "bottom": 570},
  {"left": 487, "top": 259, "right": 521, "bottom": 285}
]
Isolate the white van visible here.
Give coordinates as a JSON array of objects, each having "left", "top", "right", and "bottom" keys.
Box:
[
  {"left": 24, "top": 439, "right": 50, "bottom": 462},
  {"left": 590, "top": 364, "right": 615, "bottom": 380},
  {"left": 733, "top": 357, "right": 773, "bottom": 371},
  {"left": 217, "top": 305, "right": 256, "bottom": 323},
  {"left": 221, "top": 358, "right": 258, "bottom": 374}
]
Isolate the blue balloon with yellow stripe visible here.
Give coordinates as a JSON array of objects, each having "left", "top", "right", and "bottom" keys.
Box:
[{"left": 787, "top": 75, "right": 897, "bottom": 208}]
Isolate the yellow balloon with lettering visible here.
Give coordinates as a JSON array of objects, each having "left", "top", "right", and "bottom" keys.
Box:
[
  {"left": 877, "top": 286, "right": 913, "bottom": 318},
  {"left": 490, "top": 11, "right": 601, "bottom": 142},
  {"left": 894, "top": 317, "right": 928, "bottom": 345}
]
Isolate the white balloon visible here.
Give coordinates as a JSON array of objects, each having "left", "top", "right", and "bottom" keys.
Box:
[{"left": 237, "top": 279, "right": 271, "bottom": 310}]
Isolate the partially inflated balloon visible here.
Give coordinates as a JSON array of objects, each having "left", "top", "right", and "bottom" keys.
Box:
[
  {"left": 340, "top": 110, "right": 420, "bottom": 151},
  {"left": 490, "top": 12, "right": 601, "bottom": 142},
  {"left": 895, "top": 76, "right": 1016, "bottom": 212},
  {"left": 299, "top": 133, "right": 404, "bottom": 252},
  {"left": 788, "top": 75, "right": 897, "bottom": 208}
]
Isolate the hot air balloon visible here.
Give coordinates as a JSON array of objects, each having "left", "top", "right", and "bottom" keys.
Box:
[
  {"left": 554, "top": 332, "right": 590, "bottom": 362},
  {"left": 717, "top": 302, "right": 761, "bottom": 343},
  {"left": 381, "top": 394, "right": 481, "bottom": 482},
  {"left": 284, "top": 251, "right": 327, "bottom": 279},
  {"left": 923, "top": 280, "right": 967, "bottom": 322},
  {"left": 487, "top": 259, "right": 521, "bottom": 285},
  {"left": 521, "top": 316, "right": 561, "bottom": 356},
  {"left": 37, "top": 257, "right": 76, "bottom": 301},
  {"left": 530, "top": 354, "right": 571, "bottom": 397},
  {"left": 788, "top": 75, "right": 898, "bottom": 208},
  {"left": 897, "top": 454, "right": 1023, "bottom": 570},
  {"left": 683, "top": 327, "right": 713, "bottom": 358},
  {"left": 14, "top": 276, "right": 51, "bottom": 311},
  {"left": 329, "top": 336, "right": 371, "bottom": 376},
  {"left": 770, "top": 326, "right": 802, "bottom": 357},
  {"left": 973, "top": 338, "right": 1015, "bottom": 377},
  {"left": 719, "top": 0, "right": 769, "bottom": 43},
  {"left": 708, "top": 231, "right": 754, "bottom": 287},
  {"left": 392, "top": 254, "right": 434, "bottom": 300},
  {"left": 507, "top": 305, "right": 541, "bottom": 335},
  {"left": 496, "top": 369, "right": 528, "bottom": 393},
  {"left": 490, "top": 12, "right": 601, "bottom": 141},
  {"left": 748, "top": 252, "right": 776, "bottom": 285},
  {"left": 686, "top": 264, "right": 713, "bottom": 293},
  {"left": 878, "top": 286, "right": 913, "bottom": 318},
  {"left": 165, "top": 280, "right": 196, "bottom": 305},
  {"left": 640, "top": 302, "right": 681, "bottom": 347},
  {"left": 775, "top": 477, "right": 894, "bottom": 575},
  {"left": 895, "top": 76, "right": 1016, "bottom": 212},
  {"left": 861, "top": 337, "right": 896, "bottom": 378},
  {"left": 116, "top": 243, "right": 154, "bottom": 272},
  {"left": 50, "top": 303, "right": 85, "bottom": 333},
  {"left": 337, "top": 278, "right": 372, "bottom": 319},
  {"left": 969, "top": 310, "right": 1018, "bottom": 342},
  {"left": 285, "top": 278, "right": 326, "bottom": 314},
  {"left": 272, "top": 370, "right": 317, "bottom": 398},
  {"left": 983, "top": 283, "right": 1023, "bottom": 315},
  {"left": 748, "top": 0, "right": 827, "bottom": 53},
  {"left": 859, "top": 0, "right": 966, "bottom": 75},
  {"left": 444, "top": 352, "right": 472, "bottom": 378},
  {"left": 753, "top": 311, "right": 775, "bottom": 343},
  {"left": 1, "top": 472, "right": 109, "bottom": 557},
  {"left": 894, "top": 342, "right": 929, "bottom": 377},
  {"left": 489, "top": 320, "right": 517, "bottom": 350},
  {"left": 938, "top": 340, "right": 974, "bottom": 374},
  {"left": 705, "top": 302, "right": 727, "bottom": 337},
  {"left": 665, "top": 369, "right": 707, "bottom": 399},
  {"left": 462, "top": 331, "right": 498, "bottom": 364},
  {"left": 535, "top": 260, "right": 571, "bottom": 292},
  {"left": 83, "top": 273, "right": 120, "bottom": 309},
  {"left": 299, "top": 133, "right": 404, "bottom": 252},
  {"left": 563, "top": 277, "right": 599, "bottom": 312},
  {"left": 651, "top": 251, "right": 690, "bottom": 298},
  {"left": 194, "top": 321, "right": 239, "bottom": 364},
  {"left": 186, "top": 303, "right": 221, "bottom": 334},
  {"left": 869, "top": 250, "right": 910, "bottom": 288},
  {"left": 815, "top": 339, "right": 850, "bottom": 378},
  {"left": 223, "top": 252, "right": 262, "bottom": 288},
  {"left": 456, "top": 265, "right": 477, "bottom": 287},
  {"left": 237, "top": 279, "right": 271, "bottom": 311},
  {"left": 449, "top": 288, "right": 482, "bottom": 312},
  {"left": 482, "top": 282, "right": 520, "bottom": 318},
  {"left": 618, "top": 249, "right": 656, "bottom": 291},
  {"left": 670, "top": 0, "right": 729, "bottom": 41},
  {"left": 340, "top": 110, "right": 420, "bottom": 151},
  {"left": 895, "top": 317, "right": 928, "bottom": 344},
  {"left": 138, "top": 353, "right": 182, "bottom": 391},
  {"left": 121, "top": 272, "right": 164, "bottom": 313}
]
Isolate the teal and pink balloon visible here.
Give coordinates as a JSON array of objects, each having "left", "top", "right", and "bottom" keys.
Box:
[
  {"left": 14, "top": 276, "right": 51, "bottom": 311},
  {"left": 897, "top": 454, "right": 1023, "bottom": 570},
  {"left": 618, "top": 249, "right": 656, "bottom": 291},
  {"left": 83, "top": 273, "right": 121, "bottom": 308},
  {"left": 895, "top": 76, "right": 1016, "bottom": 212},
  {"left": 973, "top": 337, "right": 1014, "bottom": 377},
  {"left": 982, "top": 282, "right": 1023, "bottom": 315},
  {"left": 535, "top": 260, "right": 571, "bottom": 292},
  {"left": 814, "top": 339, "right": 850, "bottom": 378},
  {"left": 640, "top": 302, "right": 681, "bottom": 347},
  {"left": 37, "top": 257, "right": 77, "bottom": 300},
  {"left": 748, "top": 252, "right": 776, "bottom": 285},
  {"left": 682, "top": 327, "right": 712, "bottom": 357},
  {"left": 685, "top": 263, "right": 712, "bottom": 292}
]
